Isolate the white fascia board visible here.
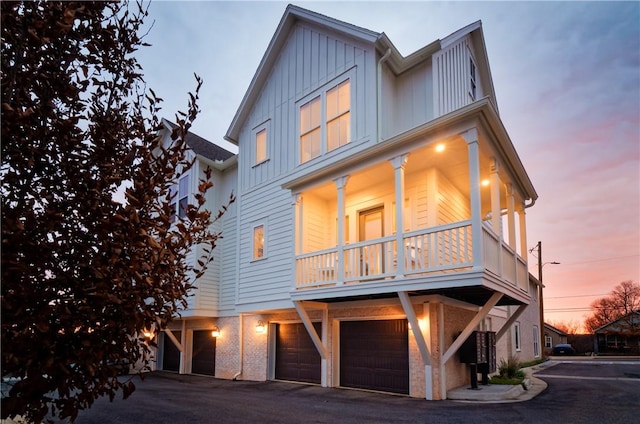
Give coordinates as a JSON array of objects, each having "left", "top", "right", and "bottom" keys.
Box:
[
  {"left": 225, "top": 4, "right": 379, "bottom": 144},
  {"left": 375, "top": 32, "right": 441, "bottom": 76}
]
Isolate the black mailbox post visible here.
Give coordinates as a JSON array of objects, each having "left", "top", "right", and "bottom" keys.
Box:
[{"left": 459, "top": 331, "right": 497, "bottom": 389}]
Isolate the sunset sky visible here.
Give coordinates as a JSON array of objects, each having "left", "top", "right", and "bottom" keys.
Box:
[{"left": 138, "top": 1, "right": 640, "bottom": 331}]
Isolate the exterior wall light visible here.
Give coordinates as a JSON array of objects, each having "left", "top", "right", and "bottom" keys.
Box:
[
  {"left": 211, "top": 326, "right": 220, "bottom": 338},
  {"left": 256, "top": 321, "right": 266, "bottom": 334},
  {"left": 435, "top": 143, "right": 446, "bottom": 153},
  {"left": 142, "top": 331, "right": 154, "bottom": 339}
]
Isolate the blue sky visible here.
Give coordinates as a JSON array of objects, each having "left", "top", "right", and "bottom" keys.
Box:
[{"left": 138, "top": 1, "right": 640, "bottom": 329}]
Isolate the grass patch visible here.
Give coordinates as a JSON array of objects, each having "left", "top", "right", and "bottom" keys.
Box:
[
  {"left": 520, "top": 358, "right": 547, "bottom": 368},
  {"left": 489, "top": 376, "right": 524, "bottom": 385}
]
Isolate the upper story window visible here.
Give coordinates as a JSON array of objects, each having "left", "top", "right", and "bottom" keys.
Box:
[
  {"left": 170, "top": 174, "right": 189, "bottom": 222},
  {"left": 469, "top": 55, "right": 477, "bottom": 100},
  {"left": 255, "top": 128, "right": 267, "bottom": 164},
  {"left": 253, "top": 224, "right": 265, "bottom": 260},
  {"left": 299, "top": 78, "right": 351, "bottom": 164}
]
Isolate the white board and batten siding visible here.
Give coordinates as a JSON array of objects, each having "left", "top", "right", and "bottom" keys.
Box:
[
  {"left": 234, "top": 22, "right": 378, "bottom": 308},
  {"left": 382, "top": 60, "right": 435, "bottom": 140},
  {"left": 238, "top": 21, "right": 377, "bottom": 193},
  {"left": 433, "top": 35, "right": 482, "bottom": 118}
]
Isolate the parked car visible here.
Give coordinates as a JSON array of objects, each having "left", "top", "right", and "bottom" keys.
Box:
[{"left": 552, "top": 343, "right": 576, "bottom": 355}]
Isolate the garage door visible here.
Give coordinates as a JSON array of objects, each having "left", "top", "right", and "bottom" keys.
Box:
[
  {"left": 340, "top": 319, "right": 409, "bottom": 394},
  {"left": 275, "top": 322, "right": 321, "bottom": 384},
  {"left": 161, "top": 330, "right": 181, "bottom": 372},
  {"left": 191, "top": 330, "right": 216, "bottom": 376}
]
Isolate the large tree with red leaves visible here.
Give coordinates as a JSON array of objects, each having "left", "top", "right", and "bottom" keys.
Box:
[{"left": 1, "top": 2, "right": 230, "bottom": 422}]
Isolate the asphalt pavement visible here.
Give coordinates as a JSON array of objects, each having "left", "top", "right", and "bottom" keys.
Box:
[{"left": 3, "top": 356, "right": 639, "bottom": 423}]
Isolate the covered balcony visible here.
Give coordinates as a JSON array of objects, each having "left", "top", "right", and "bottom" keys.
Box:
[{"left": 289, "top": 125, "right": 534, "bottom": 305}]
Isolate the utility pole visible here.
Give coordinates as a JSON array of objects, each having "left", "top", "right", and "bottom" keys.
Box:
[
  {"left": 534, "top": 241, "right": 560, "bottom": 355},
  {"left": 537, "top": 241, "right": 544, "bottom": 352}
]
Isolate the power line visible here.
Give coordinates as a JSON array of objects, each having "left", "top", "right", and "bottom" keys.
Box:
[
  {"left": 546, "top": 294, "right": 607, "bottom": 299},
  {"left": 554, "top": 254, "right": 639, "bottom": 266}
]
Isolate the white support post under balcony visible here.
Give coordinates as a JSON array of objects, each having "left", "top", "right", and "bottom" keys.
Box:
[
  {"left": 334, "top": 176, "right": 348, "bottom": 285},
  {"left": 464, "top": 129, "right": 483, "bottom": 270},
  {"left": 390, "top": 154, "right": 408, "bottom": 278}
]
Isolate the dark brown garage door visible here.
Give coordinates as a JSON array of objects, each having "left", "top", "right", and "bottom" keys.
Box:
[
  {"left": 162, "top": 330, "right": 181, "bottom": 372},
  {"left": 275, "top": 322, "right": 321, "bottom": 384},
  {"left": 340, "top": 319, "right": 409, "bottom": 394},
  {"left": 191, "top": 330, "right": 216, "bottom": 376}
]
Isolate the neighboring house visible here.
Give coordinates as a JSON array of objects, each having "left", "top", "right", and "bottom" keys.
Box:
[
  {"left": 594, "top": 310, "right": 640, "bottom": 355},
  {"left": 543, "top": 323, "right": 568, "bottom": 355},
  {"left": 159, "top": 5, "right": 540, "bottom": 400}
]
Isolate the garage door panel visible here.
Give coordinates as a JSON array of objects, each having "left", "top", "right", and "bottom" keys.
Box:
[
  {"left": 161, "top": 331, "right": 181, "bottom": 372},
  {"left": 275, "top": 322, "right": 321, "bottom": 384},
  {"left": 340, "top": 320, "right": 409, "bottom": 394},
  {"left": 192, "top": 330, "right": 215, "bottom": 376}
]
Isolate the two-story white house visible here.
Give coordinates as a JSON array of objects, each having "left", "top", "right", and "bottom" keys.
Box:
[{"left": 158, "top": 5, "right": 540, "bottom": 400}]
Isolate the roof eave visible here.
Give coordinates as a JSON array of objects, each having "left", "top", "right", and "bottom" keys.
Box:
[{"left": 225, "top": 4, "right": 380, "bottom": 144}]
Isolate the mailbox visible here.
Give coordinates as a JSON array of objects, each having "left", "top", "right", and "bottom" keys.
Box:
[{"left": 459, "top": 331, "right": 487, "bottom": 364}]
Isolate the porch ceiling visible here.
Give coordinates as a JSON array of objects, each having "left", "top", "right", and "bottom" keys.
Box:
[
  {"left": 310, "top": 286, "right": 526, "bottom": 307},
  {"left": 305, "top": 136, "right": 502, "bottom": 211}
]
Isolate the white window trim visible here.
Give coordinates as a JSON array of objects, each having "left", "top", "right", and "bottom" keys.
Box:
[
  {"left": 170, "top": 171, "right": 190, "bottom": 223},
  {"left": 252, "top": 120, "right": 270, "bottom": 167},
  {"left": 468, "top": 49, "right": 477, "bottom": 101},
  {"left": 252, "top": 222, "right": 267, "bottom": 261},
  {"left": 296, "top": 70, "right": 355, "bottom": 165},
  {"left": 533, "top": 325, "right": 540, "bottom": 357}
]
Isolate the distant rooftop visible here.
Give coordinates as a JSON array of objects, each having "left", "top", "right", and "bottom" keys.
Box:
[{"left": 163, "top": 120, "right": 235, "bottom": 162}]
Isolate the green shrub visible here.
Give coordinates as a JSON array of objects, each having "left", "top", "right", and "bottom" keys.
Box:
[{"left": 498, "top": 355, "right": 521, "bottom": 379}]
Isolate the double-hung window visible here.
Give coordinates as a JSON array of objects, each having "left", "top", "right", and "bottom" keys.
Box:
[
  {"left": 469, "top": 55, "right": 477, "bottom": 100},
  {"left": 170, "top": 174, "right": 189, "bottom": 222},
  {"left": 299, "top": 78, "right": 351, "bottom": 164}
]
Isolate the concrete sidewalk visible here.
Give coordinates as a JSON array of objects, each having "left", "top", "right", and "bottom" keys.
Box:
[{"left": 447, "top": 361, "right": 551, "bottom": 403}]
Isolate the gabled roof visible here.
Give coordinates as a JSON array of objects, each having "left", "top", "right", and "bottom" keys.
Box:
[
  {"left": 225, "top": 5, "right": 496, "bottom": 144},
  {"left": 225, "top": 4, "right": 379, "bottom": 144},
  {"left": 594, "top": 310, "right": 640, "bottom": 333},
  {"left": 544, "top": 323, "right": 568, "bottom": 336},
  {"left": 162, "top": 119, "right": 235, "bottom": 163}
]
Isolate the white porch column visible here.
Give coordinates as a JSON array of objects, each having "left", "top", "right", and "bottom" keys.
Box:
[
  {"left": 390, "top": 154, "right": 408, "bottom": 278},
  {"left": 293, "top": 194, "right": 302, "bottom": 256},
  {"left": 334, "top": 176, "right": 349, "bottom": 285},
  {"left": 506, "top": 184, "right": 516, "bottom": 249},
  {"left": 519, "top": 205, "right": 528, "bottom": 259},
  {"left": 490, "top": 159, "right": 502, "bottom": 277},
  {"left": 464, "top": 129, "right": 483, "bottom": 270}
]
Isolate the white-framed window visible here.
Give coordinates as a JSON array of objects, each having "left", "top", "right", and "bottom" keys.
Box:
[
  {"left": 256, "top": 129, "right": 267, "bottom": 164},
  {"left": 545, "top": 335, "right": 552, "bottom": 348},
  {"left": 253, "top": 224, "right": 265, "bottom": 260},
  {"left": 469, "top": 54, "right": 477, "bottom": 100},
  {"left": 533, "top": 325, "right": 540, "bottom": 357},
  {"left": 253, "top": 120, "right": 270, "bottom": 165},
  {"left": 170, "top": 174, "right": 189, "bottom": 222},
  {"left": 514, "top": 321, "right": 521, "bottom": 351},
  {"left": 299, "top": 77, "right": 351, "bottom": 164}
]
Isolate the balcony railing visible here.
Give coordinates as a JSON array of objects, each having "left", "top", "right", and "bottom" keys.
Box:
[
  {"left": 295, "top": 220, "right": 528, "bottom": 292},
  {"left": 297, "top": 221, "right": 477, "bottom": 287}
]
